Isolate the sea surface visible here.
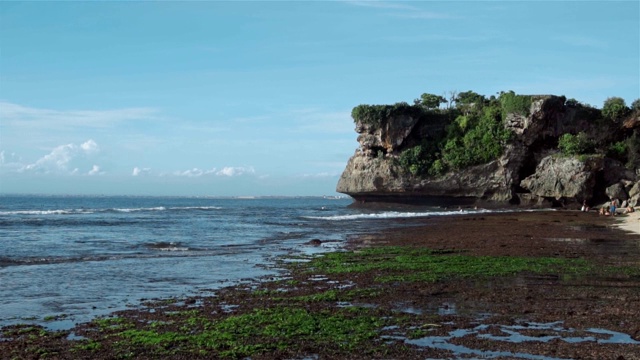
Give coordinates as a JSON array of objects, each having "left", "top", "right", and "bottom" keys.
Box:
[{"left": 0, "top": 195, "right": 494, "bottom": 329}]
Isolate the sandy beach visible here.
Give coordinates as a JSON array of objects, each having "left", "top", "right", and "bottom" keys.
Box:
[
  {"left": 2, "top": 210, "right": 639, "bottom": 359},
  {"left": 616, "top": 209, "right": 640, "bottom": 235}
]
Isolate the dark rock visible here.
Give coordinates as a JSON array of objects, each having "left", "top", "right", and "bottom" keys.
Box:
[
  {"left": 307, "top": 239, "right": 322, "bottom": 246},
  {"left": 605, "top": 183, "right": 628, "bottom": 201}
]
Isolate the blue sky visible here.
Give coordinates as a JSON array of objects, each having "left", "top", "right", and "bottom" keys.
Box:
[{"left": 1, "top": 1, "right": 638, "bottom": 196}]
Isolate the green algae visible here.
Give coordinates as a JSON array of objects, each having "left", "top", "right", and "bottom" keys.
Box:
[
  {"left": 108, "top": 306, "right": 384, "bottom": 358},
  {"left": 301, "top": 246, "right": 596, "bottom": 283}
]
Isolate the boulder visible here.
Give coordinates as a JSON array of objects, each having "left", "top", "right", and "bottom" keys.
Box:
[
  {"left": 520, "top": 155, "right": 604, "bottom": 201},
  {"left": 628, "top": 181, "right": 640, "bottom": 207},
  {"left": 605, "top": 183, "right": 628, "bottom": 201}
]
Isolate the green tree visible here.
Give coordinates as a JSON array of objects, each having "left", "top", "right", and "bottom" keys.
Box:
[
  {"left": 455, "top": 91, "right": 485, "bottom": 115},
  {"left": 419, "top": 93, "right": 447, "bottom": 110},
  {"left": 631, "top": 99, "right": 640, "bottom": 112},
  {"left": 602, "top": 97, "right": 630, "bottom": 122},
  {"left": 565, "top": 98, "right": 580, "bottom": 107},
  {"left": 456, "top": 91, "right": 485, "bottom": 107}
]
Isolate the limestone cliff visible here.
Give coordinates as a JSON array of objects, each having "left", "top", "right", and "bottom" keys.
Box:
[{"left": 337, "top": 95, "right": 639, "bottom": 207}]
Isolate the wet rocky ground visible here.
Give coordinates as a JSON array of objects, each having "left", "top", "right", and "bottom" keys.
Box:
[{"left": 2, "top": 210, "right": 640, "bottom": 359}]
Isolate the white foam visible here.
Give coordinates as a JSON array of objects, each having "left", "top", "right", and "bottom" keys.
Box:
[
  {"left": 113, "top": 207, "right": 167, "bottom": 213},
  {"left": 306, "top": 209, "right": 498, "bottom": 221},
  {"left": 170, "top": 206, "right": 223, "bottom": 210},
  {"left": 0, "top": 209, "right": 94, "bottom": 215},
  {"left": 155, "top": 247, "right": 190, "bottom": 252}
]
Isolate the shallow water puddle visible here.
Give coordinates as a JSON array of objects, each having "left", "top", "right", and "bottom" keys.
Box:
[{"left": 401, "top": 321, "right": 639, "bottom": 359}]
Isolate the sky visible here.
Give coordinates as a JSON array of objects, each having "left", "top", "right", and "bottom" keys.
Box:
[{"left": 1, "top": 1, "right": 638, "bottom": 197}]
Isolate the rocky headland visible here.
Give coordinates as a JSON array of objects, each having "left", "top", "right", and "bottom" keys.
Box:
[{"left": 337, "top": 93, "right": 640, "bottom": 208}]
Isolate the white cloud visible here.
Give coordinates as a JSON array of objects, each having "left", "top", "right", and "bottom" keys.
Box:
[
  {"left": 216, "top": 167, "right": 255, "bottom": 177},
  {"left": 81, "top": 140, "right": 99, "bottom": 153},
  {"left": 132, "top": 167, "right": 152, "bottom": 176},
  {"left": 88, "top": 165, "right": 102, "bottom": 176},
  {"left": 18, "top": 139, "right": 101, "bottom": 175},
  {"left": 173, "top": 168, "right": 217, "bottom": 177}
]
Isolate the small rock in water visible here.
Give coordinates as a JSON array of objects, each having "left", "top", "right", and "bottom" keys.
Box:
[{"left": 307, "top": 239, "right": 322, "bottom": 246}]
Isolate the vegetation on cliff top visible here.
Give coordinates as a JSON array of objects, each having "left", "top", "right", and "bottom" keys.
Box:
[{"left": 352, "top": 91, "right": 639, "bottom": 176}]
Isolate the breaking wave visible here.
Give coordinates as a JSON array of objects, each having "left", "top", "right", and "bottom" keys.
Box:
[
  {"left": 0, "top": 206, "right": 222, "bottom": 216},
  {"left": 306, "top": 208, "right": 497, "bottom": 221}
]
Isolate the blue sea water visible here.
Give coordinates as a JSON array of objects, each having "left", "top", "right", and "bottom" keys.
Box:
[{"left": 0, "top": 195, "right": 492, "bottom": 328}]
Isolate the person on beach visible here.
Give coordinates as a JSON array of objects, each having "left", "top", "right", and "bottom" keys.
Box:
[
  {"left": 581, "top": 200, "right": 589, "bottom": 212},
  {"left": 610, "top": 199, "right": 617, "bottom": 216},
  {"left": 624, "top": 205, "right": 635, "bottom": 214}
]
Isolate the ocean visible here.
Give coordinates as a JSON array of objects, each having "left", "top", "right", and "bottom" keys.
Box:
[{"left": 0, "top": 195, "right": 494, "bottom": 329}]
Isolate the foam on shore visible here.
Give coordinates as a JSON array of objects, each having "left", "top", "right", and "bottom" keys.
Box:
[{"left": 615, "top": 210, "right": 640, "bottom": 236}]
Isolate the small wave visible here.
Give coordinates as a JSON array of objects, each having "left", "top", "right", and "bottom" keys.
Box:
[
  {"left": 143, "top": 241, "right": 190, "bottom": 251},
  {"left": 0, "top": 255, "right": 120, "bottom": 267},
  {"left": 156, "top": 247, "right": 190, "bottom": 252},
  {"left": 0, "top": 205, "right": 223, "bottom": 216},
  {"left": 169, "top": 206, "right": 223, "bottom": 211},
  {"left": 112, "top": 207, "right": 167, "bottom": 213},
  {"left": 0, "top": 209, "right": 95, "bottom": 216},
  {"left": 306, "top": 209, "right": 497, "bottom": 221}
]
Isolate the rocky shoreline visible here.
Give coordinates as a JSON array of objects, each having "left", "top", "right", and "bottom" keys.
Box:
[{"left": 2, "top": 210, "right": 639, "bottom": 359}]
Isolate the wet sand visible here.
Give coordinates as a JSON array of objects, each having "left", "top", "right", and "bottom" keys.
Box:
[{"left": 2, "top": 210, "right": 640, "bottom": 359}]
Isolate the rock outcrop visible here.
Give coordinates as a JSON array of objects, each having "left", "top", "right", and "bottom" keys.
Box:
[
  {"left": 519, "top": 156, "right": 603, "bottom": 202},
  {"left": 337, "top": 95, "right": 639, "bottom": 207}
]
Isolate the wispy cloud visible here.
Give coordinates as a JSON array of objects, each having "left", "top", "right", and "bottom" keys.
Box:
[
  {"left": 287, "top": 108, "right": 353, "bottom": 134},
  {"left": 172, "top": 168, "right": 218, "bottom": 177},
  {"left": 296, "top": 172, "right": 340, "bottom": 178},
  {"left": 553, "top": 35, "right": 608, "bottom": 49},
  {"left": 346, "top": 0, "right": 417, "bottom": 11},
  {"left": 382, "top": 34, "right": 496, "bottom": 44},
  {"left": 135, "top": 166, "right": 257, "bottom": 178},
  {"left": 0, "top": 101, "right": 159, "bottom": 130},
  {"left": 344, "top": 0, "right": 456, "bottom": 19}
]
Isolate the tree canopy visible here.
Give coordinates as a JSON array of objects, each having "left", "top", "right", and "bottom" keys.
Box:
[{"left": 602, "top": 97, "right": 630, "bottom": 122}]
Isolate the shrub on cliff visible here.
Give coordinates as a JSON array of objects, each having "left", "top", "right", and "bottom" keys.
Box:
[
  {"left": 441, "top": 105, "right": 512, "bottom": 170},
  {"left": 396, "top": 96, "right": 514, "bottom": 176},
  {"left": 558, "top": 132, "right": 595, "bottom": 156},
  {"left": 499, "top": 91, "right": 532, "bottom": 119},
  {"left": 351, "top": 103, "right": 422, "bottom": 126}
]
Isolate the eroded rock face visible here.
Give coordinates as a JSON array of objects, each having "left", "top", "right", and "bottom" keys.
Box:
[
  {"left": 628, "top": 182, "right": 640, "bottom": 207},
  {"left": 337, "top": 95, "right": 639, "bottom": 206},
  {"left": 520, "top": 156, "right": 604, "bottom": 201},
  {"left": 355, "top": 115, "right": 419, "bottom": 155}
]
